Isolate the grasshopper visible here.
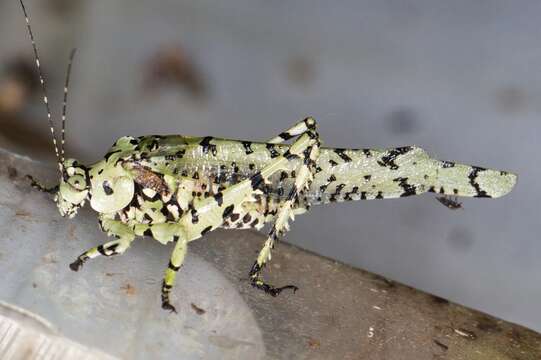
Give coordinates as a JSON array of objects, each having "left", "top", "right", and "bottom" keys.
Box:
[{"left": 19, "top": 0, "right": 517, "bottom": 312}]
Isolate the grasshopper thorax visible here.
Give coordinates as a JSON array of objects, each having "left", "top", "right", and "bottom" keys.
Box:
[{"left": 55, "top": 159, "right": 90, "bottom": 218}]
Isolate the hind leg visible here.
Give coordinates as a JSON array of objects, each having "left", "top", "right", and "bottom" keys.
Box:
[{"left": 250, "top": 118, "right": 320, "bottom": 296}]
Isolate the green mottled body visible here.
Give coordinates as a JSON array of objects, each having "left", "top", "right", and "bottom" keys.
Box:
[
  {"left": 18, "top": 0, "right": 517, "bottom": 312},
  {"left": 101, "top": 134, "right": 515, "bottom": 242},
  {"left": 32, "top": 120, "right": 518, "bottom": 312}
]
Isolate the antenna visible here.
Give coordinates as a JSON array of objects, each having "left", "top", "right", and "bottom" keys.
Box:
[
  {"left": 61, "top": 48, "right": 77, "bottom": 163},
  {"left": 18, "top": 0, "right": 61, "bottom": 166}
]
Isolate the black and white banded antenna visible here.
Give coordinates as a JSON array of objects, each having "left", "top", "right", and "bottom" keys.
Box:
[
  {"left": 60, "top": 48, "right": 77, "bottom": 164},
  {"left": 18, "top": 0, "right": 77, "bottom": 170}
]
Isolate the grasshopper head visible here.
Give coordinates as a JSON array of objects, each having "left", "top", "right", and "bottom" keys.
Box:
[{"left": 55, "top": 158, "right": 90, "bottom": 218}]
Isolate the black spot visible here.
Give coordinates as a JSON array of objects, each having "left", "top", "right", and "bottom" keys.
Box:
[
  {"left": 442, "top": 161, "right": 455, "bottom": 168},
  {"left": 363, "top": 175, "right": 372, "bottom": 181},
  {"left": 199, "top": 136, "right": 217, "bottom": 156},
  {"left": 192, "top": 172, "right": 199, "bottom": 180},
  {"left": 331, "top": 183, "right": 345, "bottom": 199},
  {"left": 201, "top": 226, "right": 212, "bottom": 236},
  {"left": 129, "top": 138, "right": 138, "bottom": 145},
  {"left": 393, "top": 177, "right": 417, "bottom": 197},
  {"left": 149, "top": 138, "right": 159, "bottom": 151},
  {"left": 319, "top": 184, "right": 328, "bottom": 192},
  {"left": 104, "top": 149, "right": 121, "bottom": 162},
  {"left": 334, "top": 148, "right": 352, "bottom": 162},
  {"left": 222, "top": 204, "right": 234, "bottom": 219},
  {"left": 98, "top": 169, "right": 104, "bottom": 175},
  {"left": 250, "top": 218, "right": 259, "bottom": 227},
  {"left": 251, "top": 171, "right": 265, "bottom": 190},
  {"left": 266, "top": 144, "right": 279, "bottom": 158},
  {"left": 191, "top": 209, "right": 199, "bottom": 223},
  {"left": 284, "top": 151, "right": 299, "bottom": 161},
  {"left": 279, "top": 171, "right": 289, "bottom": 182},
  {"left": 329, "top": 159, "right": 338, "bottom": 167},
  {"left": 249, "top": 163, "right": 256, "bottom": 171},
  {"left": 351, "top": 186, "right": 359, "bottom": 193},
  {"left": 362, "top": 149, "right": 372, "bottom": 157},
  {"left": 242, "top": 141, "right": 254, "bottom": 154},
  {"left": 360, "top": 192, "right": 367, "bottom": 200},
  {"left": 103, "top": 181, "right": 114, "bottom": 195},
  {"left": 214, "top": 192, "right": 224, "bottom": 206},
  {"left": 375, "top": 191, "right": 384, "bottom": 199},
  {"left": 97, "top": 245, "right": 107, "bottom": 255},
  {"left": 328, "top": 175, "right": 337, "bottom": 182},
  {"left": 278, "top": 131, "right": 294, "bottom": 141},
  {"left": 378, "top": 146, "right": 413, "bottom": 170},
  {"left": 230, "top": 213, "right": 240, "bottom": 222},
  {"left": 143, "top": 228, "right": 153, "bottom": 237},
  {"left": 243, "top": 213, "right": 252, "bottom": 223}
]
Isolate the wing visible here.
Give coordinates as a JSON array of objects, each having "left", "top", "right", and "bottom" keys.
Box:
[{"left": 309, "top": 145, "right": 516, "bottom": 204}]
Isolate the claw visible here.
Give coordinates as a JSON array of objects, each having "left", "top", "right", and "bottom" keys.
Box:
[
  {"left": 251, "top": 279, "right": 299, "bottom": 297},
  {"left": 273, "top": 284, "right": 299, "bottom": 296},
  {"left": 69, "top": 258, "right": 83, "bottom": 271},
  {"left": 162, "top": 301, "right": 177, "bottom": 313}
]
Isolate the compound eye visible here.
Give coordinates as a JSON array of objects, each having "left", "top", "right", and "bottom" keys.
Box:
[{"left": 68, "top": 174, "right": 87, "bottom": 191}]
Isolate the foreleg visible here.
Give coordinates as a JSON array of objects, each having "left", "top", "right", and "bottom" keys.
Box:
[
  {"left": 69, "top": 217, "right": 136, "bottom": 271},
  {"left": 26, "top": 175, "right": 58, "bottom": 194}
]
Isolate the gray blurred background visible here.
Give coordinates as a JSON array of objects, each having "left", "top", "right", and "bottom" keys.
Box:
[{"left": 0, "top": 0, "right": 538, "bottom": 332}]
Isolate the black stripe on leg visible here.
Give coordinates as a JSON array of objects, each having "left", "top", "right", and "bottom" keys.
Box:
[
  {"left": 97, "top": 245, "right": 107, "bottom": 255},
  {"left": 168, "top": 261, "right": 181, "bottom": 271}
]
